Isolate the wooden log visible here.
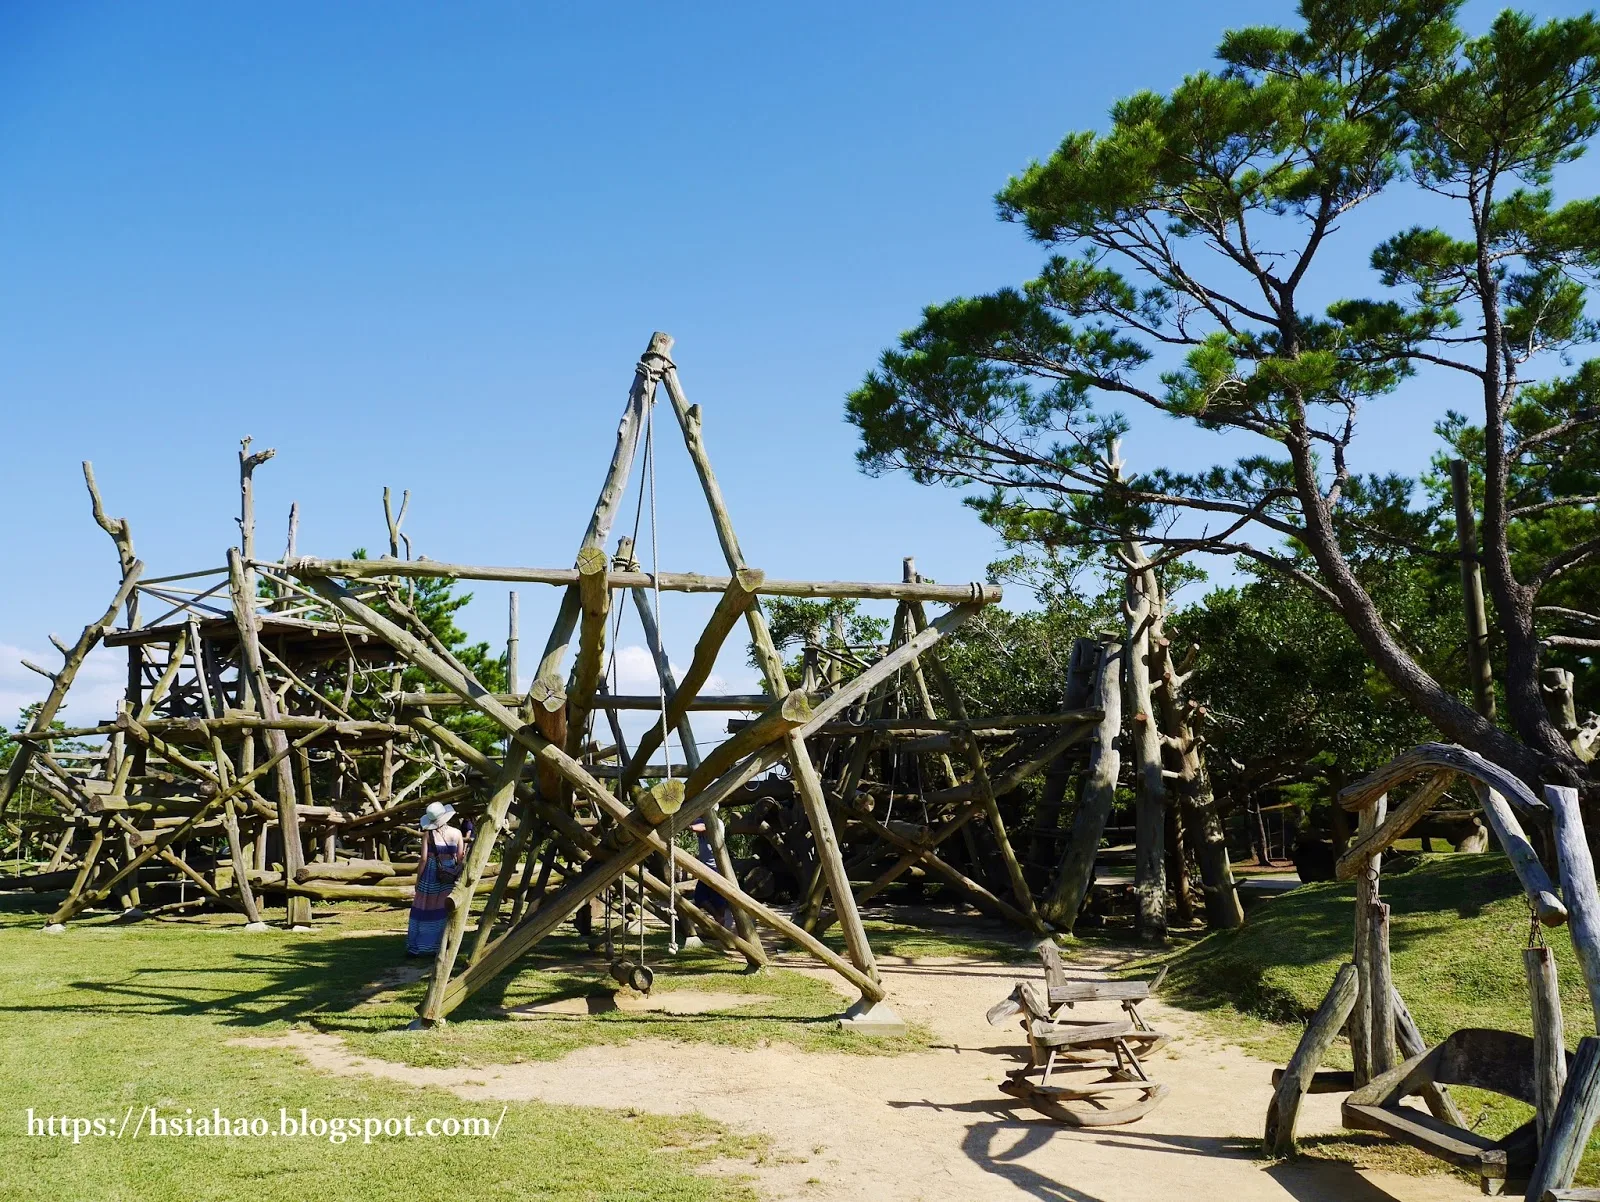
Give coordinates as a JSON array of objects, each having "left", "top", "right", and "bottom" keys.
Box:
[
  {"left": 1369, "top": 901, "right": 1396, "bottom": 1078},
  {"left": 1528, "top": 945, "right": 1568, "bottom": 1145},
  {"left": 1043, "top": 635, "right": 1122, "bottom": 928},
  {"left": 1393, "top": 985, "right": 1466, "bottom": 1127},
  {"left": 506, "top": 591, "right": 519, "bottom": 696},
  {"left": 563, "top": 546, "right": 611, "bottom": 754},
  {"left": 1471, "top": 779, "right": 1567, "bottom": 926},
  {"left": 395, "top": 691, "right": 777, "bottom": 712},
  {"left": 288, "top": 555, "right": 1003, "bottom": 605},
  {"left": 635, "top": 779, "right": 685, "bottom": 825},
  {"left": 1548, "top": 784, "right": 1600, "bottom": 1017},
  {"left": 228, "top": 548, "right": 310, "bottom": 927},
  {"left": 468, "top": 804, "right": 538, "bottom": 965},
  {"left": 1527, "top": 1037, "right": 1600, "bottom": 1202},
  {"left": 1351, "top": 795, "right": 1386, "bottom": 1087},
  {"left": 0, "top": 561, "right": 143, "bottom": 822},
  {"left": 1335, "top": 772, "right": 1455, "bottom": 881},
  {"left": 1263, "top": 962, "right": 1359, "bottom": 1157}
]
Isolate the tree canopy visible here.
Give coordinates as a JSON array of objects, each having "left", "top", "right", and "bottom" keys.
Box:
[{"left": 848, "top": 0, "right": 1600, "bottom": 801}]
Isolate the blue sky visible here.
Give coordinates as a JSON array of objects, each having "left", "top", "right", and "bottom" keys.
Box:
[{"left": 1, "top": 0, "right": 1594, "bottom": 729}]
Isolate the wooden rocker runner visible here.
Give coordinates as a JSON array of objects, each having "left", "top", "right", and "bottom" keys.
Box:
[{"left": 987, "top": 979, "right": 1168, "bottom": 1125}]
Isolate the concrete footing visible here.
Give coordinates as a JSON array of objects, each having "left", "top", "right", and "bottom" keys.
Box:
[{"left": 837, "top": 997, "right": 907, "bottom": 1037}]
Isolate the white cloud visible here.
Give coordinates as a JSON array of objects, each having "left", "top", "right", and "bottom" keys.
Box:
[{"left": 0, "top": 642, "right": 126, "bottom": 731}]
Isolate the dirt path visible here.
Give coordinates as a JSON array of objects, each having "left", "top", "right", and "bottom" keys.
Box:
[{"left": 236, "top": 952, "right": 1478, "bottom": 1202}]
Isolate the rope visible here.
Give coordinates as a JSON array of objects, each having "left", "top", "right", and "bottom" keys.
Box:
[{"left": 644, "top": 393, "right": 679, "bottom": 956}]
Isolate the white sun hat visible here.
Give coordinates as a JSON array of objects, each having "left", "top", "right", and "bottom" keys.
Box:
[{"left": 419, "top": 801, "right": 457, "bottom": 831}]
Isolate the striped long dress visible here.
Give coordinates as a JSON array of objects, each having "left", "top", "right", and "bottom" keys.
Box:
[{"left": 406, "top": 827, "right": 463, "bottom": 956}]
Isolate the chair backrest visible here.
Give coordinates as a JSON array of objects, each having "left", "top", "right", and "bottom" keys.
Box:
[{"left": 1038, "top": 941, "right": 1068, "bottom": 991}]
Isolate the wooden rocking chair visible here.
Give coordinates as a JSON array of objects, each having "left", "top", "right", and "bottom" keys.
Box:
[{"left": 987, "top": 980, "right": 1169, "bottom": 1126}]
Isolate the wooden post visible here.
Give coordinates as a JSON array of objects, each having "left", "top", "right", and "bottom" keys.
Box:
[
  {"left": 506, "top": 591, "right": 519, "bottom": 697},
  {"left": 1526, "top": 1037, "right": 1600, "bottom": 1201},
  {"left": 1368, "top": 901, "right": 1396, "bottom": 1077},
  {"left": 1527, "top": 945, "right": 1568, "bottom": 1145},
  {"left": 1393, "top": 985, "right": 1466, "bottom": 1126},
  {"left": 1350, "top": 794, "right": 1387, "bottom": 1087},
  {"left": 228, "top": 548, "right": 311, "bottom": 927},
  {"left": 1548, "top": 784, "right": 1600, "bottom": 1019},
  {"left": 1044, "top": 635, "right": 1122, "bottom": 927},
  {"left": 1264, "top": 962, "right": 1358, "bottom": 1157},
  {"left": 563, "top": 546, "right": 612, "bottom": 754},
  {"left": 1124, "top": 555, "right": 1167, "bottom": 941},
  {"left": 1450, "top": 459, "right": 1496, "bottom": 721}
]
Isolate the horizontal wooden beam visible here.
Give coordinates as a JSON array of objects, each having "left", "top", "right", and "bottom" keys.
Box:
[
  {"left": 394, "top": 691, "right": 777, "bottom": 711},
  {"left": 283, "top": 555, "right": 1002, "bottom": 604}
]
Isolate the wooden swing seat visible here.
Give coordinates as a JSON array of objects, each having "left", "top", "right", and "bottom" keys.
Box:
[{"left": 1342, "top": 1027, "right": 1560, "bottom": 1190}]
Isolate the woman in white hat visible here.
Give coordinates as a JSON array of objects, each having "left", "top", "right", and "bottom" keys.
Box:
[{"left": 406, "top": 800, "right": 464, "bottom": 956}]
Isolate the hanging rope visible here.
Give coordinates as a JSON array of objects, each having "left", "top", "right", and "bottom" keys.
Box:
[{"left": 643, "top": 393, "right": 679, "bottom": 955}]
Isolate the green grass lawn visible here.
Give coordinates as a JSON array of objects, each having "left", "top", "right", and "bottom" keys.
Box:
[
  {"left": 0, "top": 888, "right": 907, "bottom": 1202},
  {"left": 1131, "top": 852, "right": 1600, "bottom": 1182}
]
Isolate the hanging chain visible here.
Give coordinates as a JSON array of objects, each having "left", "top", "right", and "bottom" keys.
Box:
[{"left": 1527, "top": 892, "right": 1547, "bottom": 950}]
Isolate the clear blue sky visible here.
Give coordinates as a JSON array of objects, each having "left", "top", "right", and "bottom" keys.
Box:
[{"left": 1, "top": 1, "right": 1593, "bottom": 725}]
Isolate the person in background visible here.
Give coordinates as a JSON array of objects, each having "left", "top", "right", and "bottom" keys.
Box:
[
  {"left": 689, "top": 818, "right": 733, "bottom": 929},
  {"left": 407, "top": 800, "right": 465, "bottom": 956}
]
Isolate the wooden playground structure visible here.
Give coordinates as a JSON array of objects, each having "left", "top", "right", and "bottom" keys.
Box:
[
  {"left": 8, "top": 332, "right": 1600, "bottom": 1182},
  {"left": 0, "top": 332, "right": 1242, "bottom": 1036}
]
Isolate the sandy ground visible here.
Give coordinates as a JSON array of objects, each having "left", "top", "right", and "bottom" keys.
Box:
[{"left": 234, "top": 951, "right": 1481, "bottom": 1202}]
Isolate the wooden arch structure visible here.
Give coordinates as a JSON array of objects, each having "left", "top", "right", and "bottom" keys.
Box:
[{"left": 1264, "top": 742, "right": 1600, "bottom": 1198}]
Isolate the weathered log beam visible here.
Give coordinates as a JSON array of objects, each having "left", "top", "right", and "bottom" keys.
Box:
[
  {"left": 1264, "top": 962, "right": 1358, "bottom": 1157},
  {"left": 284, "top": 555, "right": 1002, "bottom": 604},
  {"left": 1335, "top": 772, "right": 1456, "bottom": 881}
]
